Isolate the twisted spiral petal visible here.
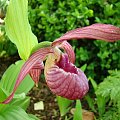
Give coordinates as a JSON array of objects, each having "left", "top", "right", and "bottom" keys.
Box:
[{"left": 52, "top": 23, "right": 120, "bottom": 46}]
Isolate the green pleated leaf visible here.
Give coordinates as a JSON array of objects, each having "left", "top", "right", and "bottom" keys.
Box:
[
  {"left": 0, "top": 84, "right": 30, "bottom": 112},
  {"left": 0, "top": 88, "right": 9, "bottom": 112},
  {"left": 5, "top": 0, "right": 38, "bottom": 60},
  {"left": 57, "top": 96, "right": 73, "bottom": 116},
  {"left": 0, "top": 88, "right": 7, "bottom": 102},
  {"left": 0, "top": 106, "right": 38, "bottom": 120},
  {"left": 0, "top": 60, "right": 34, "bottom": 95},
  {"left": 28, "top": 114, "right": 40, "bottom": 120},
  {"left": 10, "top": 96, "right": 30, "bottom": 111}
]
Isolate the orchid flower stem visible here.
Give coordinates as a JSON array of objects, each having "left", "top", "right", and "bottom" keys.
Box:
[{"left": 73, "top": 100, "right": 83, "bottom": 120}]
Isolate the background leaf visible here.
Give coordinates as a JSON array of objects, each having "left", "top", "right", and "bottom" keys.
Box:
[
  {"left": 89, "top": 77, "right": 106, "bottom": 116},
  {"left": 10, "top": 97, "right": 30, "bottom": 111},
  {"left": 5, "top": 0, "right": 38, "bottom": 60},
  {"left": 0, "top": 106, "right": 38, "bottom": 120},
  {"left": 73, "top": 100, "right": 82, "bottom": 120},
  {"left": 57, "top": 96, "right": 73, "bottom": 116},
  {"left": 0, "top": 60, "right": 34, "bottom": 111},
  {"left": 80, "top": 64, "right": 87, "bottom": 72},
  {"left": 85, "top": 95, "right": 96, "bottom": 113},
  {"left": 89, "top": 77, "right": 98, "bottom": 91},
  {"left": 28, "top": 114, "right": 39, "bottom": 120},
  {"left": 96, "top": 70, "right": 120, "bottom": 102},
  {"left": 0, "top": 60, "right": 34, "bottom": 95},
  {"left": 0, "top": 88, "right": 9, "bottom": 112}
]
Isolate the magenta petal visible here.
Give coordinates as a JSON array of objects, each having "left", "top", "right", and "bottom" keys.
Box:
[
  {"left": 46, "top": 65, "right": 89, "bottom": 100},
  {"left": 45, "top": 54, "right": 89, "bottom": 100},
  {"left": 52, "top": 23, "right": 120, "bottom": 46},
  {"left": 58, "top": 41, "right": 75, "bottom": 63},
  {"left": 29, "top": 61, "right": 44, "bottom": 85},
  {"left": 1, "top": 47, "right": 53, "bottom": 104}
]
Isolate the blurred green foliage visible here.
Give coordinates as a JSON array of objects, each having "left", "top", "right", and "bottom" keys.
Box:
[
  {"left": 0, "top": 26, "right": 17, "bottom": 57},
  {"left": 0, "top": 0, "right": 17, "bottom": 57},
  {"left": 28, "top": 0, "right": 120, "bottom": 82}
]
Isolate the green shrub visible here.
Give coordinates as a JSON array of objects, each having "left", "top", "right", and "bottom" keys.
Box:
[{"left": 28, "top": 0, "right": 93, "bottom": 41}]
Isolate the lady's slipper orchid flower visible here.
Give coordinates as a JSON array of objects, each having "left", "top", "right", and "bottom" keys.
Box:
[{"left": 1, "top": 23, "right": 120, "bottom": 104}]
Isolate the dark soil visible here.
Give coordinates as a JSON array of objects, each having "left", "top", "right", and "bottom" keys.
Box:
[
  {"left": 0, "top": 56, "right": 20, "bottom": 79},
  {"left": 27, "top": 83, "right": 60, "bottom": 120}
]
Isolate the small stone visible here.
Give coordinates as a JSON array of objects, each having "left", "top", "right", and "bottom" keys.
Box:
[{"left": 34, "top": 101, "right": 44, "bottom": 110}]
